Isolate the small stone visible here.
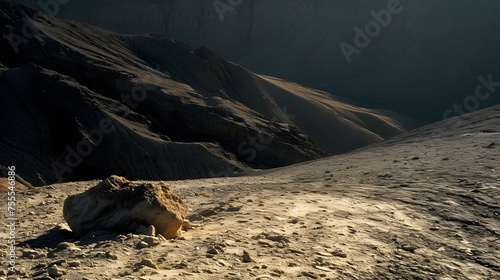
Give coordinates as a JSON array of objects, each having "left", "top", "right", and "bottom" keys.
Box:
[
  {"left": 402, "top": 245, "right": 418, "bottom": 253},
  {"left": 331, "top": 249, "right": 347, "bottom": 258},
  {"left": 136, "top": 241, "right": 149, "bottom": 249},
  {"left": 242, "top": 250, "right": 254, "bottom": 263},
  {"left": 139, "top": 225, "right": 156, "bottom": 236},
  {"left": 175, "top": 260, "right": 188, "bottom": 269},
  {"left": 217, "top": 259, "right": 229, "bottom": 266},
  {"left": 67, "top": 261, "right": 81, "bottom": 267},
  {"left": 22, "top": 249, "right": 39, "bottom": 259},
  {"left": 141, "top": 236, "right": 161, "bottom": 247},
  {"left": 227, "top": 206, "right": 242, "bottom": 212},
  {"left": 156, "top": 234, "right": 167, "bottom": 242},
  {"left": 52, "top": 223, "right": 71, "bottom": 233},
  {"left": 182, "top": 220, "right": 192, "bottom": 230},
  {"left": 144, "top": 225, "right": 156, "bottom": 236},
  {"left": 56, "top": 242, "right": 75, "bottom": 250},
  {"left": 199, "top": 209, "right": 217, "bottom": 217},
  {"left": 266, "top": 235, "right": 287, "bottom": 242},
  {"left": 258, "top": 239, "right": 274, "bottom": 247},
  {"left": 138, "top": 259, "right": 157, "bottom": 269},
  {"left": 48, "top": 266, "right": 65, "bottom": 277},
  {"left": 207, "top": 247, "right": 219, "bottom": 255}
]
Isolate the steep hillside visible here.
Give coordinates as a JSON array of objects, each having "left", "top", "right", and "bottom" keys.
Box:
[
  {"left": 0, "top": 0, "right": 409, "bottom": 186},
  {"left": 14, "top": 0, "right": 500, "bottom": 121}
]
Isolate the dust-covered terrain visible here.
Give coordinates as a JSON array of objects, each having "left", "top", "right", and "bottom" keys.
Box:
[
  {"left": 1, "top": 1, "right": 499, "bottom": 279},
  {"left": 1, "top": 106, "right": 498, "bottom": 280}
]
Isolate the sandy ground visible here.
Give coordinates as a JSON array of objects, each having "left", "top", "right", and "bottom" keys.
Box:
[{"left": 1, "top": 108, "right": 499, "bottom": 279}]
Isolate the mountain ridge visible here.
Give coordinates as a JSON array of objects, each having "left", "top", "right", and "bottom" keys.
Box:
[
  {"left": 0, "top": 0, "right": 410, "bottom": 186},
  {"left": 14, "top": 0, "right": 500, "bottom": 122}
]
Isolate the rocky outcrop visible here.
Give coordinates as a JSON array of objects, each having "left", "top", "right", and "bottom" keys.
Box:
[{"left": 63, "top": 176, "right": 187, "bottom": 239}]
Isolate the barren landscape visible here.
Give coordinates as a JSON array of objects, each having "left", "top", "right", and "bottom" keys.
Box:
[
  {"left": 1, "top": 105, "right": 499, "bottom": 280},
  {"left": 1, "top": 1, "right": 500, "bottom": 279},
  {"left": 0, "top": 0, "right": 410, "bottom": 187}
]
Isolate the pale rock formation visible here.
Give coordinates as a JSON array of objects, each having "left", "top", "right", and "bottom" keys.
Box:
[{"left": 63, "top": 175, "right": 187, "bottom": 238}]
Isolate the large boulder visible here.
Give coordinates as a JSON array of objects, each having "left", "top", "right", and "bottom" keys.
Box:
[{"left": 63, "top": 175, "right": 187, "bottom": 239}]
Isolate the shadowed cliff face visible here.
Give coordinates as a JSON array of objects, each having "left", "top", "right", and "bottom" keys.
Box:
[
  {"left": 14, "top": 0, "right": 500, "bottom": 122},
  {"left": 0, "top": 0, "right": 409, "bottom": 186}
]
